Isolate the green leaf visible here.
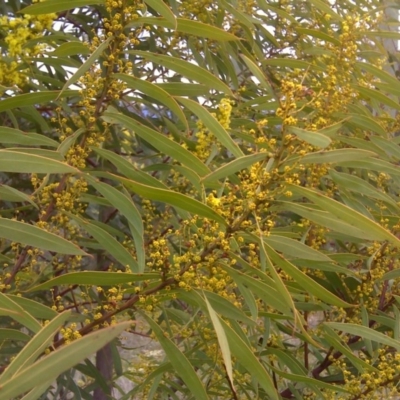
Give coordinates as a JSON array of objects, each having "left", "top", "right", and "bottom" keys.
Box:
[
  {"left": 221, "top": 264, "right": 291, "bottom": 315},
  {"left": 0, "top": 312, "right": 71, "bottom": 384},
  {"left": 20, "top": 0, "right": 105, "bottom": 14},
  {"left": 113, "top": 174, "right": 226, "bottom": 226},
  {"left": 6, "top": 295, "right": 57, "bottom": 320},
  {"left": 58, "top": 37, "right": 112, "bottom": 99},
  {"left": 0, "top": 150, "right": 77, "bottom": 174},
  {"left": 370, "top": 136, "right": 400, "bottom": 161},
  {"left": 0, "top": 293, "right": 42, "bottom": 334},
  {"left": 343, "top": 113, "right": 387, "bottom": 136},
  {"left": 180, "top": 290, "right": 256, "bottom": 326},
  {"left": 0, "top": 218, "right": 86, "bottom": 255},
  {"left": 336, "top": 158, "right": 400, "bottom": 177},
  {"left": 288, "top": 126, "right": 332, "bottom": 148},
  {"left": 51, "top": 42, "right": 91, "bottom": 57},
  {"left": 263, "top": 58, "right": 315, "bottom": 69},
  {"left": 240, "top": 55, "right": 273, "bottom": 92},
  {"left": 276, "top": 202, "right": 378, "bottom": 240},
  {"left": 329, "top": 170, "right": 399, "bottom": 209},
  {"left": 177, "top": 97, "right": 244, "bottom": 158},
  {"left": 325, "top": 322, "right": 400, "bottom": 350},
  {"left": 130, "top": 51, "right": 232, "bottom": 95},
  {"left": 287, "top": 184, "right": 400, "bottom": 247},
  {"left": 102, "top": 111, "right": 209, "bottom": 176},
  {"left": 296, "top": 28, "right": 340, "bottom": 45},
  {"left": 0, "top": 185, "right": 38, "bottom": 209},
  {"left": 362, "top": 31, "right": 400, "bottom": 39},
  {"left": 0, "top": 90, "right": 78, "bottom": 113},
  {"left": 176, "top": 19, "right": 239, "bottom": 41},
  {"left": 356, "top": 62, "right": 400, "bottom": 87},
  {"left": 0, "top": 127, "right": 58, "bottom": 147},
  {"left": 68, "top": 213, "right": 139, "bottom": 272},
  {"left": 285, "top": 149, "right": 376, "bottom": 166},
  {"left": 264, "top": 243, "right": 352, "bottom": 308},
  {"left": 155, "top": 83, "right": 209, "bottom": 97},
  {"left": 84, "top": 177, "right": 146, "bottom": 273},
  {"left": 308, "top": 0, "right": 342, "bottom": 19},
  {"left": 271, "top": 366, "right": 349, "bottom": 393},
  {"left": 130, "top": 17, "right": 239, "bottom": 41},
  {"left": 114, "top": 74, "right": 188, "bottom": 129},
  {"left": 264, "top": 235, "right": 332, "bottom": 261},
  {"left": 353, "top": 85, "right": 400, "bottom": 111},
  {"left": 219, "top": 319, "right": 279, "bottom": 400},
  {"left": 204, "top": 296, "right": 234, "bottom": 392},
  {"left": 5, "top": 148, "right": 64, "bottom": 161},
  {"left": 29, "top": 271, "right": 159, "bottom": 292},
  {"left": 202, "top": 153, "right": 267, "bottom": 183},
  {"left": 0, "top": 329, "right": 30, "bottom": 342},
  {"left": 142, "top": 315, "right": 209, "bottom": 400},
  {"left": 144, "top": 0, "right": 176, "bottom": 29},
  {"left": 0, "top": 322, "right": 130, "bottom": 400},
  {"left": 322, "top": 324, "right": 378, "bottom": 373},
  {"left": 91, "top": 147, "right": 168, "bottom": 189}
]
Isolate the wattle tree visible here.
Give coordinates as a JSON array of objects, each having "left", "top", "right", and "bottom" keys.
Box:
[{"left": 1, "top": 1, "right": 400, "bottom": 399}]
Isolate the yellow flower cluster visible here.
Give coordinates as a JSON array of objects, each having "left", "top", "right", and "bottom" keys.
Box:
[
  {"left": 0, "top": 8, "right": 55, "bottom": 86},
  {"left": 196, "top": 98, "right": 233, "bottom": 161}
]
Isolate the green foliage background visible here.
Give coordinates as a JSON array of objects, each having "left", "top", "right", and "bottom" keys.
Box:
[{"left": 1, "top": 0, "right": 400, "bottom": 399}]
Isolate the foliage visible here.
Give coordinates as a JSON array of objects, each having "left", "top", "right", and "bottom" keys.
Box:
[{"left": 1, "top": 0, "right": 400, "bottom": 399}]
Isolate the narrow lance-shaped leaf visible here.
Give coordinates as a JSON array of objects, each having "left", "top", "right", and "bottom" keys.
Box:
[
  {"left": 0, "top": 322, "right": 131, "bottom": 400},
  {"left": 0, "top": 150, "right": 77, "bottom": 174},
  {"left": 0, "top": 185, "right": 38, "bottom": 209},
  {"left": 329, "top": 170, "right": 399, "bottom": 209},
  {"left": 283, "top": 149, "right": 376, "bottom": 166},
  {"left": 0, "top": 219, "right": 86, "bottom": 255},
  {"left": 130, "top": 51, "right": 233, "bottom": 95},
  {"left": 264, "top": 235, "right": 332, "bottom": 261},
  {"left": 6, "top": 295, "right": 57, "bottom": 320},
  {"left": 114, "top": 74, "right": 188, "bottom": 129},
  {"left": 202, "top": 153, "right": 267, "bottom": 183},
  {"left": 84, "top": 176, "right": 146, "bottom": 273},
  {"left": 325, "top": 322, "right": 400, "bottom": 351},
  {"left": 57, "top": 37, "right": 112, "bottom": 99},
  {"left": 286, "top": 184, "right": 400, "bottom": 247},
  {"left": 219, "top": 318, "right": 279, "bottom": 400},
  {"left": 102, "top": 111, "right": 210, "bottom": 176},
  {"left": 91, "top": 147, "right": 168, "bottom": 189},
  {"left": 288, "top": 126, "right": 332, "bottom": 148},
  {"left": 0, "top": 127, "right": 58, "bottom": 147},
  {"left": 20, "top": 0, "right": 105, "bottom": 15},
  {"left": 0, "top": 90, "right": 78, "bottom": 113},
  {"left": 111, "top": 174, "right": 226, "bottom": 226},
  {"left": 68, "top": 213, "right": 139, "bottom": 272},
  {"left": 0, "top": 293, "right": 42, "bottom": 334},
  {"left": 0, "top": 312, "right": 72, "bottom": 384},
  {"left": 264, "top": 243, "right": 352, "bottom": 308},
  {"left": 257, "top": 229, "right": 321, "bottom": 348},
  {"left": 204, "top": 296, "right": 234, "bottom": 393},
  {"left": 178, "top": 97, "right": 244, "bottom": 158},
  {"left": 144, "top": 0, "right": 176, "bottom": 29},
  {"left": 240, "top": 54, "right": 274, "bottom": 93},
  {"left": 28, "top": 271, "right": 159, "bottom": 292},
  {"left": 277, "top": 201, "right": 379, "bottom": 240},
  {"left": 142, "top": 314, "right": 209, "bottom": 400}
]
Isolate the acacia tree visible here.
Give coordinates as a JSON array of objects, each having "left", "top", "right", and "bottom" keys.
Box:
[{"left": 1, "top": 0, "right": 400, "bottom": 399}]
